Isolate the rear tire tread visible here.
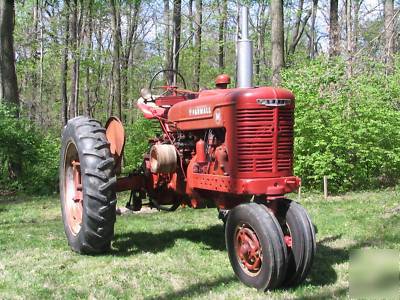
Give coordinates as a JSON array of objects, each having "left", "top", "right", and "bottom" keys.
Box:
[{"left": 60, "top": 116, "right": 116, "bottom": 254}]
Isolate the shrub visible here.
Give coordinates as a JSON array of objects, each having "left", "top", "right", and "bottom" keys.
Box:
[
  {"left": 282, "top": 57, "right": 400, "bottom": 193},
  {"left": 0, "top": 105, "right": 59, "bottom": 194},
  {"left": 122, "top": 117, "right": 157, "bottom": 173}
]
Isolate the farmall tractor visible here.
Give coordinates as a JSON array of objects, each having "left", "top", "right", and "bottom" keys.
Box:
[{"left": 59, "top": 6, "right": 315, "bottom": 291}]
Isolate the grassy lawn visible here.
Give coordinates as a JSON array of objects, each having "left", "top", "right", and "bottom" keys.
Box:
[{"left": 0, "top": 189, "right": 399, "bottom": 299}]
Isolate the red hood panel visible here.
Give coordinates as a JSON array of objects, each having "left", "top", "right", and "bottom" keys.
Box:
[{"left": 168, "top": 87, "right": 295, "bottom": 124}]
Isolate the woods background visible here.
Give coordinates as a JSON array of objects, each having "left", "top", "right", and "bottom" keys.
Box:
[{"left": 0, "top": 0, "right": 399, "bottom": 194}]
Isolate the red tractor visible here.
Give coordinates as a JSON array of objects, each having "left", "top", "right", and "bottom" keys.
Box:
[{"left": 59, "top": 6, "right": 315, "bottom": 291}]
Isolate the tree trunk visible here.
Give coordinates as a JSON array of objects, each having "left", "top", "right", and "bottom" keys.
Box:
[
  {"left": 0, "top": 0, "right": 20, "bottom": 177},
  {"left": 38, "top": 1, "right": 44, "bottom": 124},
  {"left": 255, "top": 2, "right": 267, "bottom": 85},
  {"left": 110, "top": 0, "right": 122, "bottom": 120},
  {"left": 289, "top": 9, "right": 312, "bottom": 56},
  {"left": 384, "top": 0, "right": 395, "bottom": 74},
  {"left": 84, "top": 0, "right": 93, "bottom": 117},
  {"left": 163, "top": 0, "right": 171, "bottom": 71},
  {"left": 61, "top": 0, "right": 70, "bottom": 125},
  {"left": 0, "top": 0, "right": 19, "bottom": 114},
  {"left": 353, "top": 0, "right": 360, "bottom": 53},
  {"left": 288, "top": 0, "right": 304, "bottom": 55},
  {"left": 69, "top": 0, "right": 78, "bottom": 118},
  {"left": 171, "top": 0, "right": 182, "bottom": 84},
  {"left": 271, "top": 0, "right": 285, "bottom": 86},
  {"left": 218, "top": 0, "right": 227, "bottom": 71},
  {"left": 346, "top": 0, "right": 353, "bottom": 77},
  {"left": 108, "top": 64, "right": 114, "bottom": 118},
  {"left": 329, "top": 0, "right": 340, "bottom": 57},
  {"left": 188, "top": 0, "right": 193, "bottom": 48},
  {"left": 121, "top": 0, "right": 140, "bottom": 122},
  {"left": 193, "top": 0, "right": 202, "bottom": 91},
  {"left": 346, "top": 0, "right": 352, "bottom": 54},
  {"left": 309, "top": 0, "right": 318, "bottom": 58}
]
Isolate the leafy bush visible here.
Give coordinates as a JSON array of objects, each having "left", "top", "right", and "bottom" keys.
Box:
[
  {"left": 0, "top": 105, "right": 59, "bottom": 194},
  {"left": 282, "top": 57, "right": 400, "bottom": 193},
  {"left": 122, "top": 117, "right": 157, "bottom": 173}
]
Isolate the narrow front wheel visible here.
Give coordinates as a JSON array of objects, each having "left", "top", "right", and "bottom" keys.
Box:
[
  {"left": 225, "top": 203, "right": 287, "bottom": 290},
  {"left": 275, "top": 199, "right": 316, "bottom": 286}
]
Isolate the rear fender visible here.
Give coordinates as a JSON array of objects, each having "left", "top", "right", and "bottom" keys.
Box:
[{"left": 105, "top": 116, "right": 125, "bottom": 174}]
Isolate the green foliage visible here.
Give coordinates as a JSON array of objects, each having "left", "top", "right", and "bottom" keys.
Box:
[
  {"left": 0, "top": 105, "right": 59, "bottom": 194},
  {"left": 282, "top": 57, "right": 400, "bottom": 193},
  {"left": 122, "top": 117, "right": 157, "bottom": 173}
]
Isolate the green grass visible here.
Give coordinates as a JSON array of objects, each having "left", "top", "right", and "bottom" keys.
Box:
[{"left": 0, "top": 190, "right": 399, "bottom": 299}]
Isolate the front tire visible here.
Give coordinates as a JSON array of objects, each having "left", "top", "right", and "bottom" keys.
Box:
[
  {"left": 225, "top": 203, "right": 287, "bottom": 290},
  {"left": 276, "top": 200, "right": 316, "bottom": 286},
  {"left": 60, "top": 116, "right": 116, "bottom": 254}
]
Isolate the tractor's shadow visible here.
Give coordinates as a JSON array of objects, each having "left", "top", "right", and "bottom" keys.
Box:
[
  {"left": 110, "top": 213, "right": 399, "bottom": 299},
  {"left": 112, "top": 228, "right": 354, "bottom": 299},
  {"left": 112, "top": 224, "right": 226, "bottom": 256},
  {"left": 112, "top": 225, "right": 349, "bottom": 288},
  {"left": 306, "top": 235, "right": 347, "bottom": 286}
]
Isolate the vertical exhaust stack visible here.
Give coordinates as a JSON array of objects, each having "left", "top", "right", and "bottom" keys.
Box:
[{"left": 236, "top": 6, "right": 253, "bottom": 88}]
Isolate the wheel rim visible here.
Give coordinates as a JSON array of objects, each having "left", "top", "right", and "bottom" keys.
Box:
[
  {"left": 64, "top": 142, "right": 83, "bottom": 236},
  {"left": 283, "top": 224, "right": 293, "bottom": 248},
  {"left": 234, "top": 223, "right": 263, "bottom": 276}
]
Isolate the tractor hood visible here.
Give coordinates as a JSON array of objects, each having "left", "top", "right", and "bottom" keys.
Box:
[{"left": 167, "top": 87, "right": 295, "bottom": 131}]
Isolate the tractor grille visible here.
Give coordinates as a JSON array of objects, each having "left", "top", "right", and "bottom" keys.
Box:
[{"left": 236, "top": 106, "right": 293, "bottom": 176}]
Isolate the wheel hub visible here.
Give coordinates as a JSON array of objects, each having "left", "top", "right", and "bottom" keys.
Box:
[
  {"left": 235, "top": 225, "right": 262, "bottom": 275},
  {"left": 64, "top": 143, "right": 83, "bottom": 236},
  {"left": 284, "top": 235, "right": 292, "bottom": 248}
]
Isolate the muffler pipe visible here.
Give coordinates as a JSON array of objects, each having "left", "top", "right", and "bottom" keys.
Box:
[{"left": 236, "top": 6, "right": 253, "bottom": 88}]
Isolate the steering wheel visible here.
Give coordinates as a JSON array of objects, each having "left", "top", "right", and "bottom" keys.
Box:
[{"left": 148, "top": 69, "right": 187, "bottom": 99}]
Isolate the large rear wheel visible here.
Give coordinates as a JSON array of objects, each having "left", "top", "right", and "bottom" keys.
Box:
[
  {"left": 60, "top": 116, "right": 117, "bottom": 254},
  {"left": 225, "top": 203, "right": 287, "bottom": 290}
]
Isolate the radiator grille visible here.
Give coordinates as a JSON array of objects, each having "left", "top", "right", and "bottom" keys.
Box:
[{"left": 236, "top": 106, "right": 293, "bottom": 175}]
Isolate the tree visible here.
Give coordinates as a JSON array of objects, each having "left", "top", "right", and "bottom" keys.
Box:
[
  {"left": 329, "top": 0, "right": 340, "bottom": 57},
  {"left": 163, "top": 0, "right": 171, "bottom": 71},
  {"left": 309, "top": 0, "right": 318, "bottom": 58},
  {"left": 271, "top": 0, "right": 285, "bottom": 86},
  {"left": 83, "top": 0, "right": 93, "bottom": 117},
  {"left": 188, "top": 0, "right": 193, "bottom": 48},
  {"left": 218, "top": 0, "right": 228, "bottom": 71},
  {"left": 384, "top": 0, "right": 395, "bottom": 74},
  {"left": 254, "top": 1, "right": 268, "bottom": 85},
  {"left": 121, "top": 0, "right": 141, "bottom": 122},
  {"left": 61, "top": 0, "right": 70, "bottom": 125},
  {"left": 69, "top": 0, "right": 78, "bottom": 118},
  {"left": 194, "top": 0, "right": 202, "bottom": 91},
  {"left": 0, "top": 0, "right": 19, "bottom": 114},
  {"left": 171, "top": 0, "right": 182, "bottom": 84},
  {"left": 288, "top": 0, "right": 312, "bottom": 55},
  {"left": 110, "top": 0, "right": 122, "bottom": 120}
]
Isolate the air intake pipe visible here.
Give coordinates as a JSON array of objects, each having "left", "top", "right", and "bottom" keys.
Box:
[{"left": 236, "top": 6, "right": 253, "bottom": 88}]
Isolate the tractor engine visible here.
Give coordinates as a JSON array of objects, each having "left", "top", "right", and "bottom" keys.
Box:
[
  {"left": 163, "top": 86, "right": 300, "bottom": 209},
  {"left": 137, "top": 84, "right": 300, "bottom": 210}
]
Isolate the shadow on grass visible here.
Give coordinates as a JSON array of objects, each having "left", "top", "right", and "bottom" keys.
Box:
[
  {"left": 307, "top": 229, "right": 399, "bottom": 288},
  {"left": 307, "top": 235, "right": 347, "bottom": 286},
  {"left": 144, "top": 275, "right": 237, "bottom": 300},
  {"left": 112, "top": 229, "right": 347, "bottom": 287},
  {"left": 112, "top": 215, "right": 399, "bottom": 298},
  {"left": 112, "top": 224, "right": 225, "bottom": 256}
]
